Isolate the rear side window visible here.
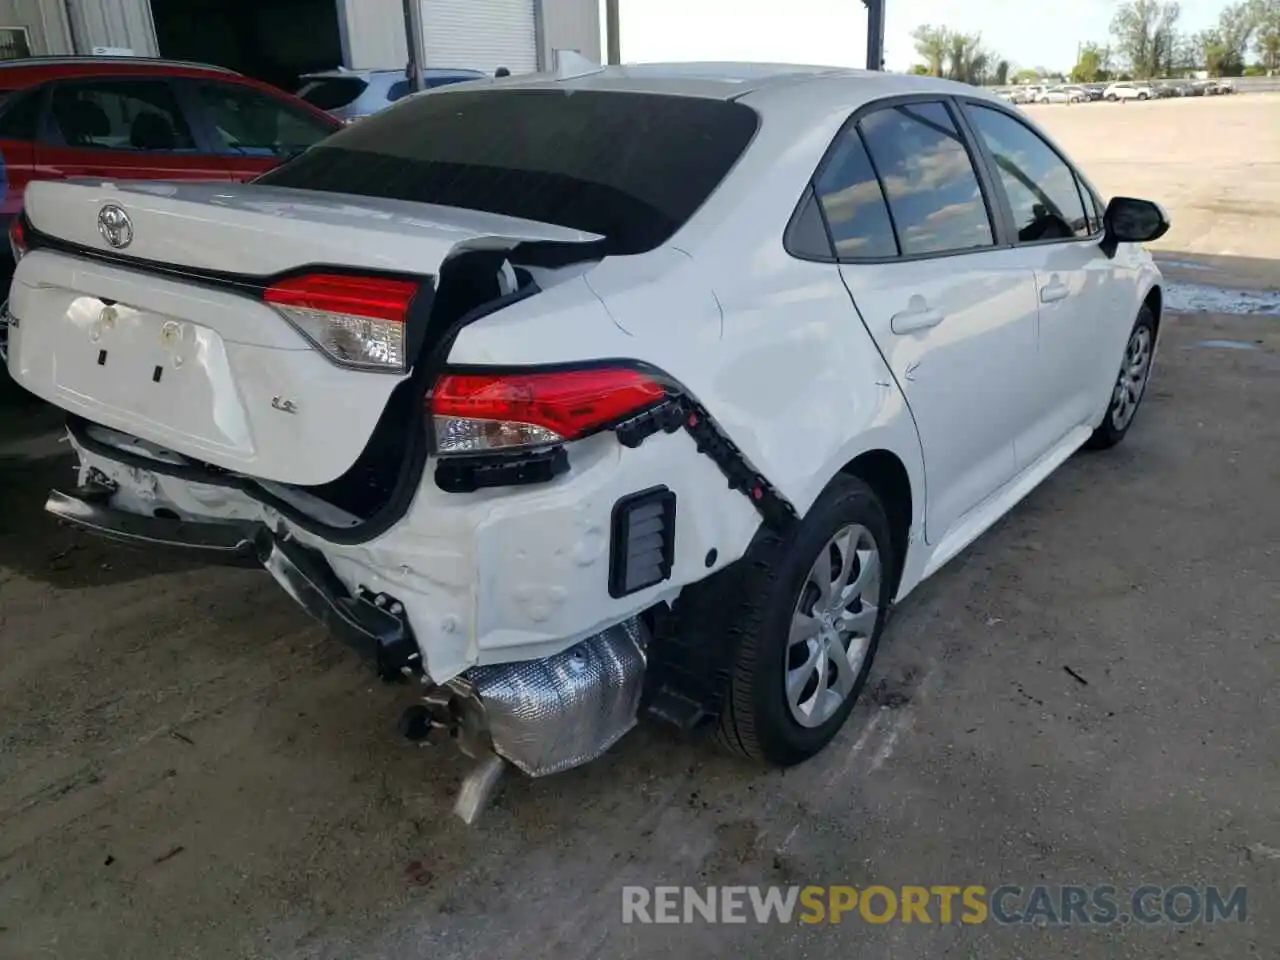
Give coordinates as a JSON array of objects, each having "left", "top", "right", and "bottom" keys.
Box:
[
  {"left": 858, "top": 101, "right": 994, "bottom": 256},
  {"left": 296, "top": 77, "right": 367, "bottom": 111},
  {"left": 0, "top": 88, "right": 43, "bottom": 141},
  {"left": 49, "top": 80, "right": 195, "bottom": 151},
  {"left": 256, "top": 89, "right": 760, "bottom": 255},
  {"left": 812, "top": 126, "right": 898, "bottom": 258},
  {"left": 964, "top": 103, "right": 1090, "bottom": 242}
]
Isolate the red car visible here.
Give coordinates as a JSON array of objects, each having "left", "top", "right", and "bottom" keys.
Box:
[{"left": 0, "top": 56, "right": 342, "bottom": 235}]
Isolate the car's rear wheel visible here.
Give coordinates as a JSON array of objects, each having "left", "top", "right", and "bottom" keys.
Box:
[
  {"left": 1086, "top": 306, "right": 1156, "bottom": 450},
  {"left": 714, "top": 475, "right": 894, "bottom": 766}
]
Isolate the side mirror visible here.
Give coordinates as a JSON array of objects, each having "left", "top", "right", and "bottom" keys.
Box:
[{"left": 1100, "top": 196, "right": 1170, "bottom": 256}]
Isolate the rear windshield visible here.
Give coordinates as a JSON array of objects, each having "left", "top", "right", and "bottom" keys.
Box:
[
  {"left": 255, "top": 88, "right": 760, "bottom": 255},
  {"left": 296, "top": 77, "right": 368, "bottom": 111}
]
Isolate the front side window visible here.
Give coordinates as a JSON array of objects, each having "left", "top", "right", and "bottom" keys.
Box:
[
  {"left": 49, "top": 80, "right": 195, "bottom": 151},
  {"left": 964, "top": 103, "right": 1090, "bottom": 242},
  {"left": 194, "top": 82, "right": 334, "bottom": 158},
  {"left": 812, "top": 126, "right": 898, "bottom": 259},
  {"left": 857, "top": 101, "right": 994, "bottom": 256}
]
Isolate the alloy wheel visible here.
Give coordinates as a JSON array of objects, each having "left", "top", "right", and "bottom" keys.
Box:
[
  {"left": 1111, "top": 324, "right": 1152, "bottom": 431},
  {"left": 785, "top": 524, "right": 881, "bottom": 728}
]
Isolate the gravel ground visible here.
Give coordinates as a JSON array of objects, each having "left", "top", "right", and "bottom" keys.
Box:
[{"left": 1, "top": 94, "right": 1277, "bottom": 960}]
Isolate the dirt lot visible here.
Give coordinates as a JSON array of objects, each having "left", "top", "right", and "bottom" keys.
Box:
[{"left": 2, "top": 95, "right": 1278, "bottom": 960}]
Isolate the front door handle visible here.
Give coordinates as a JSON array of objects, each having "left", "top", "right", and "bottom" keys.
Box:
[
  {"left": 1039, "top": 280, "right": 1070, "bottom": 303},
  {"left": 891, "top": 306, "right": 945, "bottom": 335}
]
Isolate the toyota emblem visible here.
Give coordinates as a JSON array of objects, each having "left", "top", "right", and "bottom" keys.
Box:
[{"left": 98, "top": 204, "right": 133, "bottom": 249}]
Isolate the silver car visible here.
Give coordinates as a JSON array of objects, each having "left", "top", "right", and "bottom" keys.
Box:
[{"left": 297, "top": 67, "right": 487, "bottom": 123}]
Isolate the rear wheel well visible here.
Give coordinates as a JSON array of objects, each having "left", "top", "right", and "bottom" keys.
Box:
[{"left": 840, "top": 450, "right": 912, "bottom": 595}]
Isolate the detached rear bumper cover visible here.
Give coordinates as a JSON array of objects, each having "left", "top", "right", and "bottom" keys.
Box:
[{"left": 46, "top": 488, "right": 419, "bottom": 680}]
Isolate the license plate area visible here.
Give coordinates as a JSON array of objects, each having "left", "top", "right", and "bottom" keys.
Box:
[{"left": 53, "top": 296, "right": 253, "bottom": 455}]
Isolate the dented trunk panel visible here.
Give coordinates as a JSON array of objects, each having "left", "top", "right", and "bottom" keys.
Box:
[{"left": 8, "top": 179, "right": 602, "bottom": 487}]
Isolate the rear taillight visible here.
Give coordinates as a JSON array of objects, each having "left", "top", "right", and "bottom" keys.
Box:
[
  {"left": 264, "top": 273, "right": 419, "bottom": 372},
  {"left": 9, "top": 215, "right": 27, "bottom": 263},
  {"left": 430, "top": 367, "right": 666, "bottom": 455}
]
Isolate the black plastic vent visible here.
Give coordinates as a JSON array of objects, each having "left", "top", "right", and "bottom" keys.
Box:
[{"left": 609, "top": 487, "right": 677, "bottom": 598}]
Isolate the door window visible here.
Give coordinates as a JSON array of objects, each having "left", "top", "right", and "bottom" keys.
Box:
[
  {"left": 964, "top": 104, "right": 1091, "bottom": 242},
  {"left": 48, "top": 80, "right": 195, "bottom": 151},
  {"left": 857, "top": 101, "right": 994, "bottom": 256},
  {"left": 811, "top": 125, "right": 898, "bottom": 259},
  {"left": 0, "top": 88, "right": 42, "bottom": 141},
  {"left": 193, "top": 82, "right": 334, "bottom": 159}
]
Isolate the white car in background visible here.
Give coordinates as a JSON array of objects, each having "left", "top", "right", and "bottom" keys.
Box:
[
  {"left": 4, "top": 63, "right": 1169, "bottom": 820},
  {"left": 1104, "top": 81, "right": 1154, "bottom": 101},
  {"left": 1037, "top": 85, "right": 1088, "bottom": 104}
]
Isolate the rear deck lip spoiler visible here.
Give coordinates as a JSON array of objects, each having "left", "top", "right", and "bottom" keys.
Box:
[{"left": 44, "top": 487, "right": 420, "bottom": 680}]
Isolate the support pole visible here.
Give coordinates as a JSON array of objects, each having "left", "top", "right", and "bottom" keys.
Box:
[
  {"left": 605, "top": 0, "right": 621, "bottom": 65},
  {"left": 403, "top": 0, "right": 425, "bottom": 91},
  {"left": 863, "top": 0, "right": 885, "bottom": 72}
]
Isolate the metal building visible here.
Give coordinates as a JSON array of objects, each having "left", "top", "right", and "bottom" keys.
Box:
[{"left": 0, "top": 0, "right": 601, "bottom": 88}]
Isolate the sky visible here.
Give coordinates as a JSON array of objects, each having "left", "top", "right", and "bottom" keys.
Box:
[{"left": 607, "top": 0, "right": 1229, "bottom": 74}]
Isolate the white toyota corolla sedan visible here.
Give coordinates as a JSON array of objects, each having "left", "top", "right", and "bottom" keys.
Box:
[{"left": 4, "top": 62, "right": 1167, "bottom": 819}]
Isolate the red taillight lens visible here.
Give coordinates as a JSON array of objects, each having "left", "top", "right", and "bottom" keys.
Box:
[
  {"left": 430, "top": 367, "right": 666, "bottom": 455},
  {"left": 9, "top": 215, "right": 27, "bottom": 263},
  {"left": 264, "top": 273, "right": 419, "bottom": 371}
]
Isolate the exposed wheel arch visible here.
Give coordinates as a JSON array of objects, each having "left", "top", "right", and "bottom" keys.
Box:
[
  {"left": 1143, "top": 284, "right": 1163, "bottom": 338},
  {"left": 839, "top": 449, "right": 912, "bottom": 596}
]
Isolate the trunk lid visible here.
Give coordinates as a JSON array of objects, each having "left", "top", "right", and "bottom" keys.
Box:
[
  {"left": 9, "top": 179, "right": 600, "bottom": 486},
  {"left": 22, "top": 178, "right": 598, "bottom": 277}
]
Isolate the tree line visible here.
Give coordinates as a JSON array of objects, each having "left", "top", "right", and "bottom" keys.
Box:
[{"left": 910, "top": 0, "right": 1280, "bottom": 85}]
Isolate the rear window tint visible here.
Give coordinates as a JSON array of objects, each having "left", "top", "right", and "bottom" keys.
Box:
[
  {"left": 256, "top": 88, "right": 760, "bottom": 255},
  {"left": 296, "top": 78, "right": 368, "bottom": 111}
]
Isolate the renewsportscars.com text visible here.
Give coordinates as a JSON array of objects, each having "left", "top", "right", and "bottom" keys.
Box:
[{"left": 621, "top": 884, "right": 1248, "bottom": 926}]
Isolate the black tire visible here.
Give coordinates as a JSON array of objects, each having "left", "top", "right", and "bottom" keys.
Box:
[
  {"left": 1086, "top": 305, "right": 1156, "bottom": 450},
  {"left": 714, "top": 475, "right": 895, "bottom": 766}
]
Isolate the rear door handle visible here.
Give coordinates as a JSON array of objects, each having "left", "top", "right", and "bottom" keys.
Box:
[
  {"left": 890, "top": 307, "right": 945, "bottom": 335},
  {"left": 1039, "top": 280, "right": 1070, "bottom": 303}
]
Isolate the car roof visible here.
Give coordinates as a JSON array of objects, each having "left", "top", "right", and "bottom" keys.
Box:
[
  {"left": 441, "top": 61, "right": 1000, "bottom": 105},
  {"left": 0, "top": 56, "right": 242, "bottom": 88},
  {"left": 301, "top": 67, "right": 487, "bottom": 81}
]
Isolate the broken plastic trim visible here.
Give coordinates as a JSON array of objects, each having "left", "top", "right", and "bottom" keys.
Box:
[{"left": 436, "top": 359, "right": 798, "bottom": 531}]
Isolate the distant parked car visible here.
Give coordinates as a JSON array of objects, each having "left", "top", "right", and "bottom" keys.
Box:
[
  {"left": 1037, "top": 85, "right": 1087, "bottom": 104},
  {"left": 1104, "top": 81, "right": 1153, "bottom": 101},
  {"left": 0, "top": 55, "right": 342, "bottom": 361},
  {"left": 0, "top": 56, "right": 341, "bottom": 238},
  {"left": 297, "top": 67, "right": 487, "bottom": 123},
  {"left": 1211, "top": 78, "right": 1235, "bottom": 95}
]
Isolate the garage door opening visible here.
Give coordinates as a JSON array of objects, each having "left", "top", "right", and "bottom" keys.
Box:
[{"left": 151, "top": 0, "right": 343, "bottom": 91}]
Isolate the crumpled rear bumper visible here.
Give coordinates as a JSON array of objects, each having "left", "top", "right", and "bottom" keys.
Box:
[
  {"left": 46, "top": 486, "right": 421, "bottom": 680},
  {"left": 46, "top": 484, "right": 652, "bottom": 790}
]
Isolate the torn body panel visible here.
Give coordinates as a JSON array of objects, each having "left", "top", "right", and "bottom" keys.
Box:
[{"left": 69, "top": 415, "right": 759, "bottom": 684}]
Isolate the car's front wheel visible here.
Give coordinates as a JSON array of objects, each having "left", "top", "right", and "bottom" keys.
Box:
[
  {"left": 715, "top": 475, "right": 895, "bottom": 766},
  {"left": 1086, "top": 306, "right": 1156, "bottom": 450}
]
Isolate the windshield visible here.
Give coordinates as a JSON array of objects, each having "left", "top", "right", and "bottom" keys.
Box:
[{"left": 255, "top": 88, "right": 760, "bottom": 255}]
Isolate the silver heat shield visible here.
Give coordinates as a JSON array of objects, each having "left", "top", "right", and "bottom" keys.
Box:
[{"left": 466, "top": 618, "right": 648, "bottom": 777}]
